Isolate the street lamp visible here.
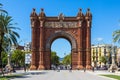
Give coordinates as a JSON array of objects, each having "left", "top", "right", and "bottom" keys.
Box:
[
  {"left": 95, "top": 47, "right": 98, "bottom": 67},
  {"left": 6, "top": 45, "right": 15, "bottom": 71},
  {"left": 117, "top": 49, "right": 120, "bottom": 67},
  {"left": 108, "top": 44, "right": 118, "bottom": 72}
]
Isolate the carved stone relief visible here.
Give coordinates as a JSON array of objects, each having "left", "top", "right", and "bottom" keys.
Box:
[{"left": 45, "top": 21, "right": 78, "bottom": 28}]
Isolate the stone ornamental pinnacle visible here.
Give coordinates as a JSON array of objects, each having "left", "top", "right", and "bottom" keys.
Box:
[{"left": 30, "top": 8, "right": 92, "bottom": 70}]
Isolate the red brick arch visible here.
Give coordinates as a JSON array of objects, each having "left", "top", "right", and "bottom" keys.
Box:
[
  {"left": 46, "top": 31, "right": 77, "bottom": 50},
  {"left": 30, "top": 8, "right": 92, "bottom": 70}
]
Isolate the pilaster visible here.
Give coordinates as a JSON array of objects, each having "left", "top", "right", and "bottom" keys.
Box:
[
  {"left": 85, "top": 8, "right": 92, "bottom": 69},
  {"left": 30, "top": 8, "right": 38, "bottom": 70},
  {"left": 38, "top": 9, "right": 46, "bottom": 70},
  {"left": 77, "top": 9, "right": 84, "bottom": 69},
  {"left": 38, "top": 21, "right": 45, "bottom": 70}
]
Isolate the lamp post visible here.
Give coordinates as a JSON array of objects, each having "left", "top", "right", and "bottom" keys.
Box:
[
  {"left": 7, "top": 51, "right": 12, "bottom": 70},
  {"left": 6, "top": 45, "right": 15, "bottom": 71},
  {"left": 108, "top": 44, "right": 118, "bottom": 72},
  {"left": 24, "top": 43, "right": 27, "bottom": 72},
  {"left": 95, "top": 47, "right": 98, "bottom": 67},
  {"left": 117, "top": 49, "right": 120, "bottom": 67}
]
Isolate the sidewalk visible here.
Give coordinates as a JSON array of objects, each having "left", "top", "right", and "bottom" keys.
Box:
[
  {"left": 87, "top": 70, "right": 120, "bottom": 76},
  {"left": 10, "top": 70, "right": 118, "bottom": 80}
]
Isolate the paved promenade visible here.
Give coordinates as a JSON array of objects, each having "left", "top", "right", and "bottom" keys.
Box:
[{"left": 10, "top": 70, "right": 117, "bottom": 80}]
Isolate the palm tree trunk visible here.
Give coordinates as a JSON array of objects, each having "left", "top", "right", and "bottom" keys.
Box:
[
  {"left": 0, "top": 33, "right": 5, "bottom": 76},
  {"left": 0, "top": 43, "right": 4, "bottom": 76},
  {"left": 0, "top": 40, "right": 2, "bottom": 67},
  {"left": 0, "top": 44, "right": 2, "bottom": 67},
  {"left": 0, "top": 32, "right": 1, "bottom": 67}
]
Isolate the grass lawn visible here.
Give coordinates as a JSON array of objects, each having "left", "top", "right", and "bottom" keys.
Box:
[
  {"left": 101, "top": 74, "right": 120, "bottom": 80},
  {"left": 0, "top": 74, "right": 24, "bottom": 80},
  {"left": 0, "top": 77, "right": 7, "bottom": 80}
]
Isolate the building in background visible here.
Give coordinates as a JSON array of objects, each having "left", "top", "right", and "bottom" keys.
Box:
[
  {"left": 16, "top": 45, "right": 24, "bottom": 50},
  {"left": 24, "top": 42, "right": 31, "bottom": 52},
  {"left": 24, "top": 42, "right": 32, "bottom": 65},
  {"left": 91, "top": 44, "right": 117, "bottom": 68}
]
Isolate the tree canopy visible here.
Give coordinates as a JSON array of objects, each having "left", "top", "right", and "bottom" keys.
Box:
[
  {"left": 62, "top": 53, "right": 71, "bottom": 65},
  {"left": 11, "top": 49, "right": 25, "bottom": 67},
  {"left": 0, "top": 3, "right": 20, "bottom": 75},
  {"left": 99, "top": 56, "right": 107, "bottom": 65},
  {"left": 51, "top": 51, "right": 60, "bottom": 65}
]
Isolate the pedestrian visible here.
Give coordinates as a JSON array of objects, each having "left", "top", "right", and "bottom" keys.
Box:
[
  {"left": 84, "top": 67, "right": 86, "bottom": 72},
  {"left": 92, "top": 66, "right": 94, "bottom": 72},
  {"left": 5, "top": 66, "right": 9, "bottom": 74},
  {"left": 24, "top": 65, "right": 26, "bottom": 72},
  {"left": 69, "top": 67, "right": 72, "bottom": 72},
  {"left": 57, "top": 66, "right": 60, "bottom": 72}
]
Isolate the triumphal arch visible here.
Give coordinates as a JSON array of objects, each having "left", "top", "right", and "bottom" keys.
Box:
[{"left": 30, "top": 8, "right": 92, "bottom": 70}]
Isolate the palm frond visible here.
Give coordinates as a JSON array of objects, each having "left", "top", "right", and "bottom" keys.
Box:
[
  {"left": 112, "top": 30, "right": 120, "bottom": 44},
  {"left": 0, "top": 3, "right": 3, "bottom": 8},
  {"left": 0, "top": 10, "right": 8, "bottom": 14},
  {"left": 0, "top": 3, "right": 3, "bottom": 6},
  {"left": 0, "top": 14, "right": 20, "bottom": 53},
  {"left": 0, "top": 3, "right": 8, "bottom": 14},
  {"left": 8, "top": 26, "right": 21, "bottom": 30}
]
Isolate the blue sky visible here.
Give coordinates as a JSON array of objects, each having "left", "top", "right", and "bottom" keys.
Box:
[{"left": 1, "top": 0, "right": 120, "bottom": 57}]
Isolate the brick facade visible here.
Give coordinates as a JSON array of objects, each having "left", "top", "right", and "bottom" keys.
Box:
[{"left": 30, "top": 8, "right": 92, "bottom": 70}]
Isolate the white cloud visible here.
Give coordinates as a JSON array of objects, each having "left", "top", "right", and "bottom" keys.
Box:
[
  {"left": 96, "top": 37, "right": 103, "bottom": 41},
  {"left": 118, "top": 23, "right": 120, "bottom": 26}
]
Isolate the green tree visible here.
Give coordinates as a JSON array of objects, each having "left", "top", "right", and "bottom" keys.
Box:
[
  {"left": 113, "top": 30, "right": 120, "bottom": 44},
  {"left": 11, "top": 49, "right": 25, "bottom": 67},
  {"left": 51, "top": 51, "right": 60, "bottom": 65},
  {"left": 0, "top": 3, "right": 7, "bottom": 69},
  {"left": 1, "top": 51, "right": 7, "bottom": 67},
  {"left": 0, "top": 14, "right": 20, "bottom": 73},
  {"left": 62, "top": 53, "right": 71, "bottom": 65},
  {"left": 99, "top": 56, "right": 107, "bottom": 65}
]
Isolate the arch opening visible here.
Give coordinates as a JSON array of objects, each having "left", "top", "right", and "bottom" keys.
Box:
[
  {"left": 51, "top": 38, "right": 72, "bottom": 70},
  {"left": 44, "top": 31, "right": 78, "bottom": 69}
]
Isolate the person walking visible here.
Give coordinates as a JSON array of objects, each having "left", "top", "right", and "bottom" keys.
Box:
[
  {"left": 69, "top": 67, "right": 72, "bottom": 72},
  {"left": 84, "top": 67, "right": 86, "bottom": 72},
  {"left": 92, "top": 66, "right": 94, "bottom": 72}
]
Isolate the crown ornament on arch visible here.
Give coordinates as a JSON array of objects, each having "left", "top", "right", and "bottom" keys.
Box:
[{"left": 58, "top": 13, "right": 64, "bottom": 20}]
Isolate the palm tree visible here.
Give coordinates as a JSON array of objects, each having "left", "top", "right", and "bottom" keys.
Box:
[
  {"left": 0, "top": 14, "right": 20, "bottom": 74},
  {"left": 0, "top": 3, "right": 8, "bottom": 14},
  {"left": 113, "top": 30, "right": 120, "bottom": 44}
]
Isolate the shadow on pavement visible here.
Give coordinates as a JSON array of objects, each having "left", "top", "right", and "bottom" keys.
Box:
[
  {"left": 24, "top": 72, "right": 47, "bottom": 75},
  {"left": 28, "top": 71, "right": 48, "bottom": 75},
  {"left": 6, "top": 71, "right": 48, "bottom": 79},
  {"left": 0, "top": 74, "right": 30, "bottom": 80}
]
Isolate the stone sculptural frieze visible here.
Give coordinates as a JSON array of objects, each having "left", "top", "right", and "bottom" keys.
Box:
[{"left": 45, "top": 21, "right": 78, "bottom": 28}]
